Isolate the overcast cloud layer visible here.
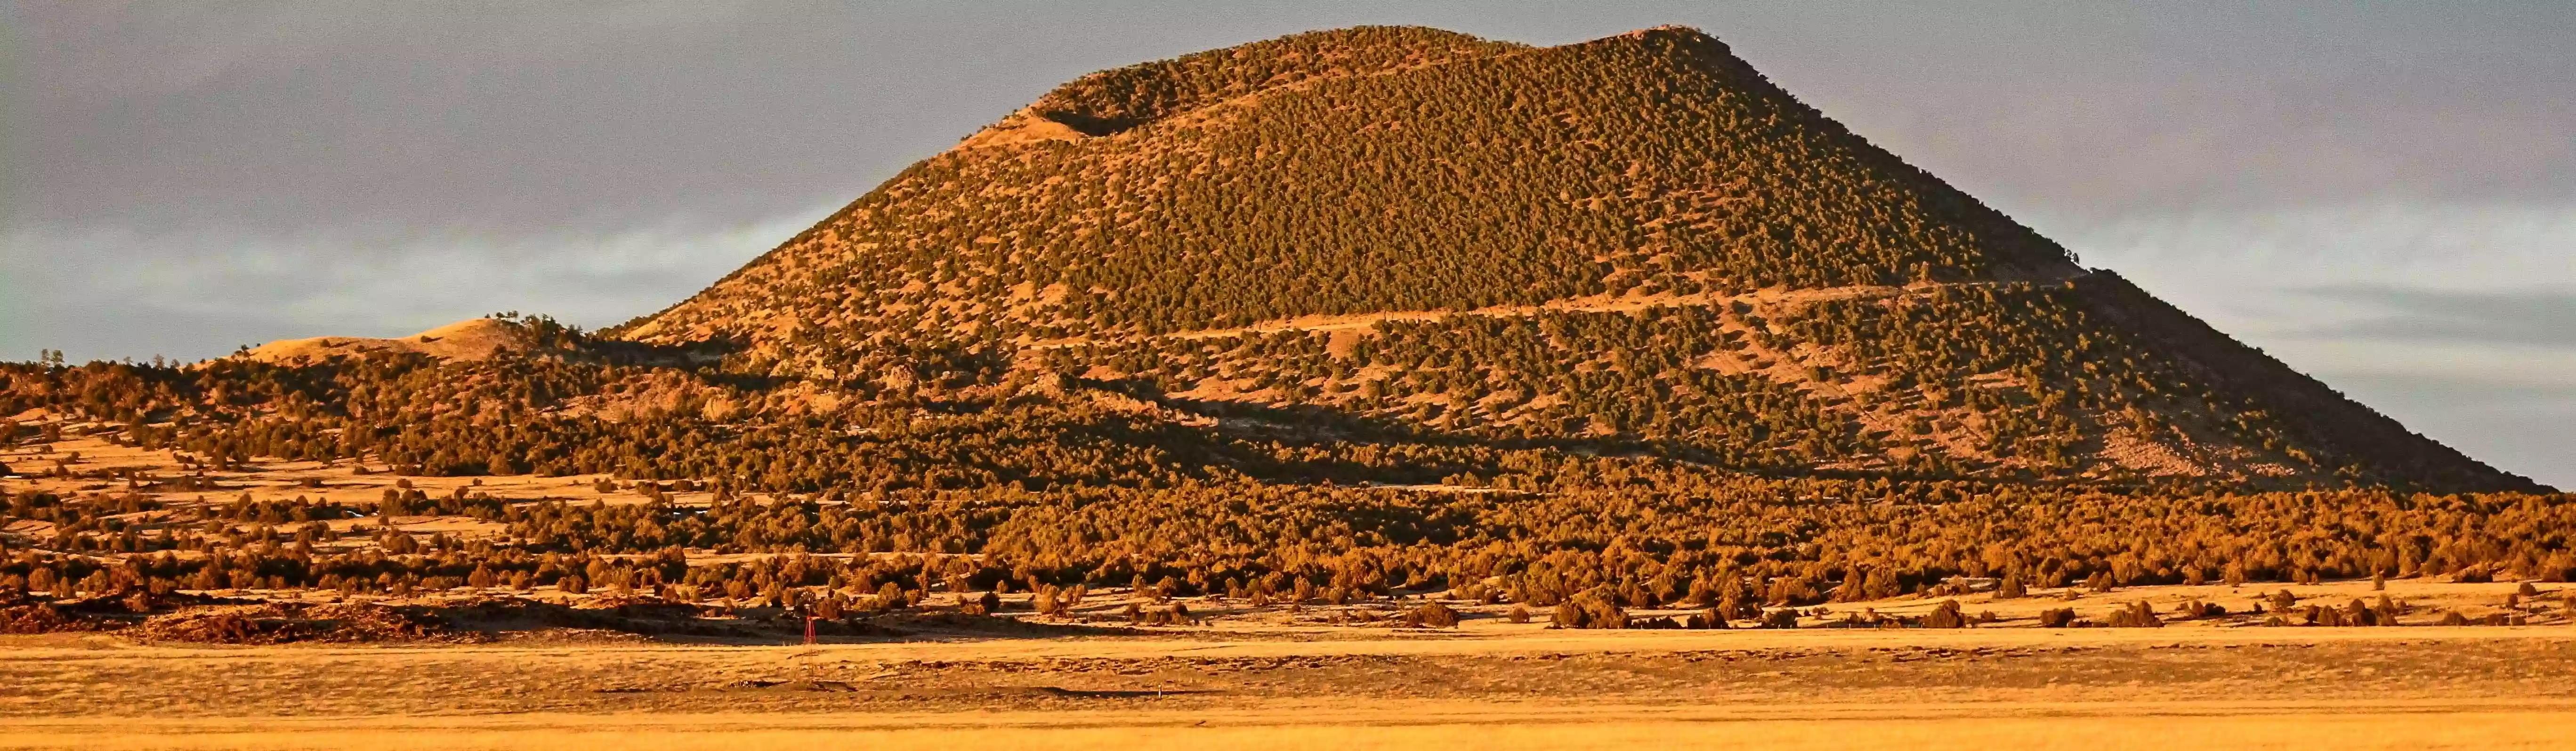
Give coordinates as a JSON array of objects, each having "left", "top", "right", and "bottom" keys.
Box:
[{"left": 4, "top": 1, "right": 2569, "bottom": 485}]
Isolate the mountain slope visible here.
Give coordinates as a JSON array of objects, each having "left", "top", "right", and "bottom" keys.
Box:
[{"left": 613, "top": 25, "right": 2530, "bottom": 491}]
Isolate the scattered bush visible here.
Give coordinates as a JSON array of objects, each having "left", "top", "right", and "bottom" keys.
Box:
[{"left": 1403, "top": 601, "right": 1458, "bottom": 629}]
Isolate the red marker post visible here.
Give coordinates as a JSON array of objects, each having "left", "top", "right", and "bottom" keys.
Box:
[{"left": 804, "top": 615, "right": 818, "bottom": 646}]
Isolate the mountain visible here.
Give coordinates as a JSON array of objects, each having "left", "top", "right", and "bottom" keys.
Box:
[
  {"left": 7, "top": 25, "right": 2565, "bottom": 614},
  {"left": 609, "top": 26, "right": 2529, "bottom": 491}
]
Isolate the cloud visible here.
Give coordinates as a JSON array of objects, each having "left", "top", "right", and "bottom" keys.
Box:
[
  {"left": 2049, "top": 203, "right": 2576, "bottom": 380},
  {"left": 2321, "top": 372, "right": 2576, "bottom": 490},
  {"left": 0, "top": 204, "right": 835, "bottom": 362},
  {"left": 2047, "top": 203, "right": 2576, "bottom": 339},
  {"left": 2, "top": 3, "right": 1024, "bottom": 232},
  {"left": 2040, "top": 202, "right": 2576, "bottom": 486},
  {"left": 2049, "top": 204, "right": 2576, "bottom": 286},
  {"left": 2294, "top": 285, "right": 2576, "bottom": 350}
]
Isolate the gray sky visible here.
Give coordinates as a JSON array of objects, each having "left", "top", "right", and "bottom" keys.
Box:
[{"left": 5, "top": 1, "right": 2570, "bottom": 485}]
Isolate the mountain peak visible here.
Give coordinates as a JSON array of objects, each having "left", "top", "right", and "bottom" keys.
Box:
[
  {"left": 608, "top": 25, "right": 2530, "bottom": 491},
  {"left": 955, "top": 26, "right": 1522, "bottom": 152},
  {"left": 1611, "top": 24, "right": 1719, "bottom": 44}
]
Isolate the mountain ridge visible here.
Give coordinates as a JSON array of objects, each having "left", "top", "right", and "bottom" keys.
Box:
[{"left": 585, "top": 24, "right": 2530, "bottom": 491}]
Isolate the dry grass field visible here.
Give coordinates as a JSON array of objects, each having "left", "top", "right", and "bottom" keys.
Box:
[{"left": 2, "top": 622, "right": 2572, "bottom": 750}]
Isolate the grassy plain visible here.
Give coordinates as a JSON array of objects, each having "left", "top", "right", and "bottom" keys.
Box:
[{"left": 3, "top": 622, "right": 2571, "bottom": 750}]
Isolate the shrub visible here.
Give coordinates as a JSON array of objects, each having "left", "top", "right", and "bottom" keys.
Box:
[
  {"left": 1407, "top": 601, "right": 1458, "bottom": 628},
  {"left": 2084, "top": 571, "right": 2116, "bottom": 592},
  {"left": 2106, "top": 601, "right": 2162, "bottom": 628},
  {"left": 1552, "top": 591, "right": 1628, "bottom": 629},
  {"left": 2374, "top": 595, "right": 2403, "bottom": 625}
]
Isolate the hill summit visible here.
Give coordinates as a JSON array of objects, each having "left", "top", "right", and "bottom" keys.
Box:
[
  {"left": 603, "top": 26, "right": 2525, "bottom": 490},
  {"left": 623, "top": 25, "right": 2082, "bottom": 347}
]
